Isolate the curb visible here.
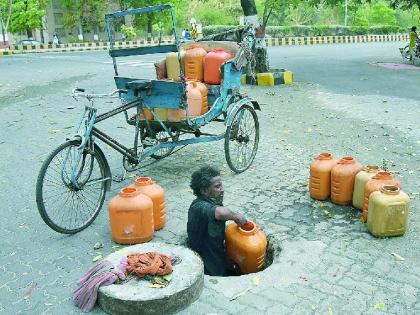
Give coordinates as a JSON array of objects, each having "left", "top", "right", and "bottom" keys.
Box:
[
  {"left": 266, "top": 34, "right": 409, "bottom": 47},
  {"left": 241, "top": 69, "right": 293, "bottom": 86},
  {"left": 0, "top": 34, "right": 409, "bottom": 56}
]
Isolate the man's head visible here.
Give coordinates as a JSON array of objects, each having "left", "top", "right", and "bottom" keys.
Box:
[
  {"left": 190, "top": 166, "right": 224, "bottom": 204},
  {"left": 411, "top": 26, "right": 417, "bottom": 32}
]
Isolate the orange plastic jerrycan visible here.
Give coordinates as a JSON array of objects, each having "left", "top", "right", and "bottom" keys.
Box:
[
  {"left": 132, "top": 177, "right": 166, "bottom": 231},
  {"left": 182, "top": 81, "right": 202, "bottom": 119},
  {"left": 367, "top": 185, "right": 410, "bottom": 237},
  {"left": 331, "top": 156, "right": 363, "bottom": 205},
  {"left": 225, "top": 221, "right": 267, "bottom": 274},
  {"left": 363, "top": 171, "right": 401, "bottom": 222},
  {"left": 188, "top": 80, "right": 208, "bottom": 114},
  {"left": 168, "top": 81, "right": 202, "bottom": 121},
  {"left": 309, "top": 153, "right": 337, "bottom": 200},
  {"left": 204, "top": 49, "right": 232, "bottom": 85},
  {"left": 184, "top": 45, "right": 207, "bottom": 81},
  {"left": 352, "top": 165, "right": 379, "bottom": 210},
  {"left": 108, "top": 187, "right": 154, "bottom": 244},
  {"left": 138, "top": 108, "right": 153, "bottom": 121}
]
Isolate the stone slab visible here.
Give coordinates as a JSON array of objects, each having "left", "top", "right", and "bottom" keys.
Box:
[{"left": 98, "top": 243, "right": 204, "bottom": 315}]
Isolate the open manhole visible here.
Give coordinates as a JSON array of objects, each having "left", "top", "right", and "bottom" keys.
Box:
[{"left": 178, "top": 232, "right": 281, "bottom": 277}]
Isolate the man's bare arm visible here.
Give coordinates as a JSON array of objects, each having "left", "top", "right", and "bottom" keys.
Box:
[{"left": 215, "top": 206, "right": 247, "bottom": 225}]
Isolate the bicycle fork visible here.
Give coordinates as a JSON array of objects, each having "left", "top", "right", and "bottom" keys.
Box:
[{"left": 61, "top": 107, "right": 97, "bottom": 190}]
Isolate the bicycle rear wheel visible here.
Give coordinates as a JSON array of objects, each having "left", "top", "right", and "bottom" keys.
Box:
[{"left": 36, "top": 140, "right": 108, "bottom": 234}]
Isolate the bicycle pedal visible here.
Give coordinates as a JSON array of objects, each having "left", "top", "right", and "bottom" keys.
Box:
[
  {"left": 113, "top": 173, "right": 127, "bottom": 183},
  {"left": 142, "top": 138, "right": 158, "bottom": 147}
]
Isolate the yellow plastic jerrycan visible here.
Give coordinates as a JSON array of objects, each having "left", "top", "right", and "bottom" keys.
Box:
[
  {"left": 367, "top": 185, "right": 410, "bottom": 237},
  {"left": 352, "top": 165, "right": 380, "bottom": 210},
  {"left": 166, "top": 50, "right": 185, "bottom": 81},
  {"left": 225, "top": 221, "right": 267, "bottom": 274}
]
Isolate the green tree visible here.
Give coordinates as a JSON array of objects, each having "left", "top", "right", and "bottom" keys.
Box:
[
  {"left": 354, "top": 8, "right": 369, "bottom": 26},
  {"left": 370, "top": 1, "right": 397, "bottom": 25},
  {"left": 0, "top": 0, "right": 13, "bottom": 43},
  {"left": 4, "top": 0, "right": 48, "bottom": 36},
  {"left": 60, "top": 0, "right": 111, "bottom": 39}
]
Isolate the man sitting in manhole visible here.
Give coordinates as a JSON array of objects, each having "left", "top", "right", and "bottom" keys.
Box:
[{"left": 187, "top": 166, "right": 247, "bottom": 276}]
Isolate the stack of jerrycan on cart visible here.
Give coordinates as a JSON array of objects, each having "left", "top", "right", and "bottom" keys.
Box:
[
  {"left": 156, "top": 43, "right": 233, "bottom": 122},
  {"left": 108, "top": 177, "right": 166, "bottom": 244},
  {"left": 225, "top": 221, "right": 267, "bottom": 274}
]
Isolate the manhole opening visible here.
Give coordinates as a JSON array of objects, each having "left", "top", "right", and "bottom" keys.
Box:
[{"left": 178, "top": 233, "right": 281, "bottom": 277}]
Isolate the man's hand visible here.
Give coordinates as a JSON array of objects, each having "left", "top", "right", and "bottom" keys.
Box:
[{"left": 233, "top": 214, "right": 247, "bottom": 226}]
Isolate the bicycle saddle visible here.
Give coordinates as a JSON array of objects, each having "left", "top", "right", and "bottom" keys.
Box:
[{"left": 126, "top": 80, "right": 152, "bottom": 91}]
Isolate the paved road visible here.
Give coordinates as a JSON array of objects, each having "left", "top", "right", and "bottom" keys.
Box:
[{"left": 0, "top": 42, "right": 419, "bottom": 315}]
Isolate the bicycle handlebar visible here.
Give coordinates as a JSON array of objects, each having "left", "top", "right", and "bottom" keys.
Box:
[{"left": 72, "top": 88, "right": 127, "bottom": 100}]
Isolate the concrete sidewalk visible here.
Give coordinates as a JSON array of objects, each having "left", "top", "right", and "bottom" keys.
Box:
[{"left": 0, "top": 49, "right": 418, "bottom": 314}]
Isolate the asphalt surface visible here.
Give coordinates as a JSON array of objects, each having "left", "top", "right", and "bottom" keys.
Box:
[{"left": 0, "top": 42, "right": 419, "bottom": 314}]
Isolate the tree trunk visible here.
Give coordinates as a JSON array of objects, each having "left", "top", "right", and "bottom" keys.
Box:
[
  {"left": 240, "top": 0, "right": 269, "bottom": 73},
  {"left": 78, "top": 23, "right": 84, "bottom": 41},
  {"left": 147, "top": 17, "right": 152, "bottom": 42}
]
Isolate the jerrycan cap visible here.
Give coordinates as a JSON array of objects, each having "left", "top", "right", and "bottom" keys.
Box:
[
  {"left": 380, "top": 185, "right": 400, "bottom": 195},
  {"left": 373, "top": 171, "right": 393, "bottom": 180},
  {"left": 338, "top": 156, "right": 356, "bottom": 164},
  {"left": 316, "top": 152, "right": 333, "bottom": 160},
  {"left": 134, "top": 177, "right": 153, "bottom": 186},
  {"left": 238, "top": 220, "right": 257, "bottom": 235},
  {"left": 364, "top": 165, "right": 379, "bottom": 172},
  {"left": 189, "top": 44, "right": 203, "bottom": 50},
  {"left": 120, "top": 187, "right": 140, "bottom": 197}
]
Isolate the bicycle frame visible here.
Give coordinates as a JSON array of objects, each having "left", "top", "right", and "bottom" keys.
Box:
[{"left": 63, "top": 94, "right": 228, "bottom": 189}]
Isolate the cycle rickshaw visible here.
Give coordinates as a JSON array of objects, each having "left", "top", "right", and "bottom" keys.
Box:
[{"left": 36, "top": 4, "right": 260, "bottom": 234}]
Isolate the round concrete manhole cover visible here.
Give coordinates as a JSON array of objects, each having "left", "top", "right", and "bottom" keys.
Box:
[{"left": 97, "top": 243, "right": 204, "bottom": 315}]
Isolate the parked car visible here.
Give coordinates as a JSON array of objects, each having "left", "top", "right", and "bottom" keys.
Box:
[{"left": 15, "top": 40, "right": 42, "bottom": 46}]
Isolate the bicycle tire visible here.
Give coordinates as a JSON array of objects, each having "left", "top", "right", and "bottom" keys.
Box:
[
  {"left": 36, "top": 140, "right": 108, "bottom": 234},
  {"left": 225, "top": 104, "right": 259, "bottom": 173}
]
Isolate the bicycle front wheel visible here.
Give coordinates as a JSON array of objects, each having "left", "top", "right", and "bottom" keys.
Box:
[
  {"left": 36, "top": 140, "right": 108, "bottom": 234},
  {"left": 225, "top": 104, "right": 259, "bottom": 173}
]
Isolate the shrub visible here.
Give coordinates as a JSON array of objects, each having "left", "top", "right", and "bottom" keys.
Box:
[
  {"left": 67, "top": 35, "right": 79, "bottom": 43},
  {"left": 348, "top": 26, "right": 369, "bottom": 35},
  {"left": 369, "top": 25, "right": 399, "bottom": 34},
  {"left": 265, "top": 26, "right": 292, "bottom": 36},
  {"left": 290, "top": 25, "right": 311, "bottom": 36},
  {"left": 202, "top": 25, "right": 239, "bottom": 37},
  {"left": 120, "top": 25, "right": 136, "bottom": 41}
]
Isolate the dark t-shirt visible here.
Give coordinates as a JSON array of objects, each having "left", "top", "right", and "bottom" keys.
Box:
[{"left": 187, "top": 196, "right": 226, "bottom": 276}]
